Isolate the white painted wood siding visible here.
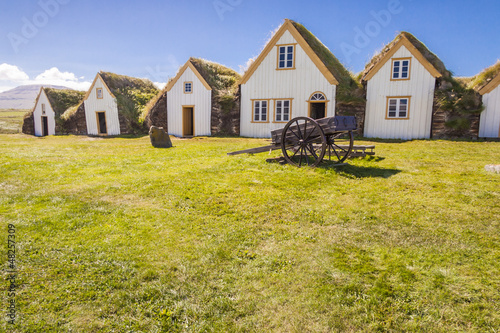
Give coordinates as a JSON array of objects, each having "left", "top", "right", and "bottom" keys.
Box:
[
  {"left": 479, "top": 85, "right": 500, "bottom": 138},
  {"left": 167, "top": 66, "right": 212, "bottom": 137},
  {"left": 241, "top": 30, "right": 336, "bottom": 138},
  {"left": 33, "top": 90, "right": 55, "bottom": 136},
  {"left": 84, "top": 76, "right": 120, "bottom": 135},
  {"left": 364, "top": 47, "right": 436, "bottom": 140}
]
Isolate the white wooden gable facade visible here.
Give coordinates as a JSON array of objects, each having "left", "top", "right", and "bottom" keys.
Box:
[
  {"left": 83, "top": 73, "right": 121, "bottom": 136},
  {"left": 362, "top": 35, "right": 442, "bottom": 140},
  {"left": 240, "top": 19, "right": 339, "bottom": 138},
  {"left": 165, "top": 60, "right": 212, "bottom": 137},
  {"left": 32, "top": 87, "right": 56, "bottom": 136},
  {"left": 478, "top": 72, "right": 500, "bottom": 138}
]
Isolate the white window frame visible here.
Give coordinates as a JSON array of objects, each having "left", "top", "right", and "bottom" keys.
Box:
[
  {"left": 386, "top": 97, "right": 410, "bottom": 119},
  {"left": 41, "top": 103, "right": 46, "bottom": 115},
  {"left": 391, "top": 58, "right": 411, "bottom": 80},
  {"left": 253, "top": 100, "right": 269, "bottom": 122},
  {"left": 277, "top": 44, "right": 295, "bottom": 69},
  {"left": 96, "top": 88, "right": 103, "bottom": 99},
  {"left": 274, "top": 99, "right": 291, "bottom": 123}
]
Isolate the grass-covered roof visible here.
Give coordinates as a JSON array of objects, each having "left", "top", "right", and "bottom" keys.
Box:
[
  {"left": 44, "top": 88, "right": 85, "bottom": 117},
  {"left": 362, "top": 31, "right": 450, "bottom": 80},
  {"left": 290, "top": 21, "right": 360, "bottom": 90},
  {"left": 468, "top": 60, "right": 500, "bottom": 93},
  {"left": 189, "top": 58, "right": 241, "bottom": 96},
  {"left": 99, "top": 71, "right": 158, "bottom": 95},
  {"left": 288, "top": 20, "right": 364, "bottom": 105}
]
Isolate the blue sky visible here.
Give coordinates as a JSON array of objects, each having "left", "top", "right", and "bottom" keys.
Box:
[{"left": 0, "top": 0, "right": 499, "bottom": 92}]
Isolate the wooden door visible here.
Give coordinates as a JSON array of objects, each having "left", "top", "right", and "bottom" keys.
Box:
[
  {"left": 182, "top": 107, "right": 194, "bottom": 137},
  {"left": 310, "top": 102, "right": 326, "bottom": 119},
  {"left": 96, "top": 112, "right": 107, "bottom": 135},
  {"left": 41, "top": 116, "right": 48, "bottom": 136}
]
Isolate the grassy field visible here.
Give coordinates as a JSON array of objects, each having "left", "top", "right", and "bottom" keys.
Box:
[
  {"left": 1, "top": 134, "right": 499, "bottom": 332},
  {"left": 0, "top": 109, "right": 28, "bottom": 134}
]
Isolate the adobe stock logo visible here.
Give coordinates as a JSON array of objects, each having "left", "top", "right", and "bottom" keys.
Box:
[
  {"left": 213, "top": 0, "right": 243, "bottom": 21},
  {"left": 7, "top": 0, "right": 70, "bottom": 54},
  {"left": 340, "top": 0, "right": 404, "bottom": 63}
]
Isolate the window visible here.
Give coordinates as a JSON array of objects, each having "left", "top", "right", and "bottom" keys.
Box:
[
  {"left": 310, "top": 93, "right": 326, "bottom": 101},
  {"left": 184, "top": 82, "right": 192, "bottom": 94},
  {"left": 41, "top": 103, "right": 46, "bottom": 115},
  {"left": 277, "top": 45, "right": 295, "bottom": 69},
  {"left": 253, "top": 100, "right": 268, "bottom": 122},
  {"left": 387, "top": 97, "right": 410, "bottom": 119},
  {"left": 275, "top": 100, "right": 291, "bottom": 122},
  {"left": 96, "top": 88, "right": 103, "bottom": 99},
  {"left": 392, "top": 58, "right": 411, "bottom": 80}
]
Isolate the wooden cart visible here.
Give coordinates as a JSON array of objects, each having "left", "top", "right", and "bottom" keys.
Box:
[{"left": 228, "top": 116, "right": 358, "bottom": 167}]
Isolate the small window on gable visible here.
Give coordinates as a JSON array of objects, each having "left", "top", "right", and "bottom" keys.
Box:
[
  {"left": 275, "top": 100, "right": 291, "bottom": 122},
  {"left": 392, "top": 58, "right": 411, "bottom": 80},
  {"left": 277, "top": 45, "right": 295, "bottom": 69},
  {"left": 41, "top": 103, "right": 46, "bottom": 115},
  {"left": 96, "top": 88, "right": 103, "bottom": 99},
  {"left": 184, "top": 82, "right": 192, "bottom": 94},
  {"left": 387, "top": 97, "right": 410, "bottom": 119},
  {"left": 253, "top": 100, "right": 268, "bottom": 122}
]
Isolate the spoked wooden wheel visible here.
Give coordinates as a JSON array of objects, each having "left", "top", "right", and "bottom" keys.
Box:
[
  {"left": 280, "top": 117, "right": 326, "bottom": 167},
  {"left": 324, "top": 131, "right": 354, "bottom": 164}
]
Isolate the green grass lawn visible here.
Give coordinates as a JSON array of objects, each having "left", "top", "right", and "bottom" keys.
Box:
[
  {"left": 1, "top": 134, "right": 499, "bottom": 332},
  {"left": 0, "top": 109, "right": 28, "bottom": 134}
]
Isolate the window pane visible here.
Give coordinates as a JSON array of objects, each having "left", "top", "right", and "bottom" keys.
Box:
[
  {"left": 388, "top": 112, "right": 396, "bottom": 117},
  {"left": 284, "top": 101, "right": 289, "bottom": 107},
  {"left": 280, "top": 46, "right": 285, "bottom": 54},
  {"left": 254, "top": 101, "right": 260, "bottom": 121},
  {"left": 287, "top": 46, "right": 293, "bottom": 53},
  {"left": 399, "top": 112, "right": 407, "bottom": 118},
  {"left": 287, "top": 60, "right": 293, "bottom": 67}
]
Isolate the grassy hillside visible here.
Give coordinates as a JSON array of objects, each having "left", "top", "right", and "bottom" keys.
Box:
[
  {"left": 0, "top": 109, "right": 28, "bottom": 134},
  {"left": 0, "top": 135, "right": 499, "bottom": 332}
]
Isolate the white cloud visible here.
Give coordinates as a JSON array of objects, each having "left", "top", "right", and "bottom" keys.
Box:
[
  {"left": 0, "top": 63, "right": 30, "bottom": 81},
  {"left": 33, "top": 67, "right": 91, "bottom": 91},
  {"left": 153, "top": 82, "right": 166, "bottom": 90},
  {"left": 0, "top": 64, "right": 91, "bottom": 92}
]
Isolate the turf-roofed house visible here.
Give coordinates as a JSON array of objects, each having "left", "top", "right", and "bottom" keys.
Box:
[
  {"left": 361, "top": 32, "right": 449, "bottom": 140},
  {"left": 239, "top": 19, "right": 362, "bottom": 138},
  {"left": 81, "top": 71, "right": 158, "bottom": 136},
  {"left": 471, "top": 61, "right": 500, "bottom": 138},
  {"left": 144, "top": 58, "right": 241, "bottom": 137},
  {"left": 22, "top": 87, "right": 85, "bottom": 136}
]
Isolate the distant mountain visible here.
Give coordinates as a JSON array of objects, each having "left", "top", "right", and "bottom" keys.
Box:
[{"left": 0, "top": 85, "right": 71, "bottom": 110}]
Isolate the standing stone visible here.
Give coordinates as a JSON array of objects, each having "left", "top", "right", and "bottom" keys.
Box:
[{"left": 149, "top": 126, "right": 172, "bottom": 148}]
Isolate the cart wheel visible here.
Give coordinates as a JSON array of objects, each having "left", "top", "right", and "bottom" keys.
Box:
[
  {"left": 280, "top": 117, "right": 326, "bottom": 167},
  {"left": 324, "top": 130, "right": 354, "bottom": 164}
]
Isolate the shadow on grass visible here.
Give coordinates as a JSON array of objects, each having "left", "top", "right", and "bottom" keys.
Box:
[{"left": 319, "top": 162, "right": 401, "bottom": 178}]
